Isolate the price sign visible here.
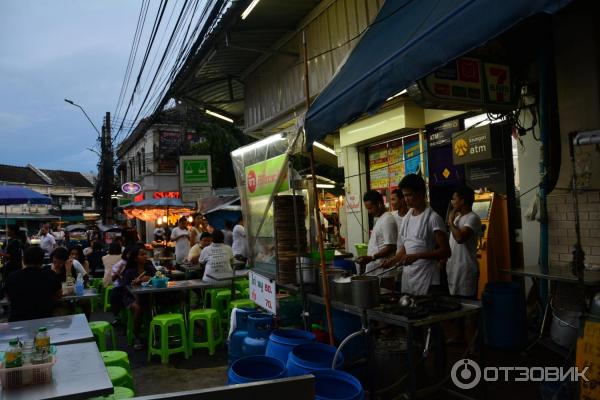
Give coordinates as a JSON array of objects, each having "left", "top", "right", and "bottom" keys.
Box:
[{"left": 249, "top": 271, "right": 277, "bottom": 314}]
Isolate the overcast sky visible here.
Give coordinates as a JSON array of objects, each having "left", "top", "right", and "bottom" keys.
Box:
[{"left": 0, "top": 1, "right": 142, "bottom": 173}]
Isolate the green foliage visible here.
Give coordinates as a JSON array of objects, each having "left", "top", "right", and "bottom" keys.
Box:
[{"left": 188, "top": 120, "right": 251, "bottom": 188}]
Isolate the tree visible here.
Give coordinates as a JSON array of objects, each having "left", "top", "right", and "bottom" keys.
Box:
[{"left": 188, "top": 120, "right": 251, "bottom": 188}]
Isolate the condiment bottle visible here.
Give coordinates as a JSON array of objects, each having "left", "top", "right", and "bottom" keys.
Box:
[
  {"left": 5, "top": 339, "right": 22, "bottom": 368},
  {"left": 34, "top": 327, "right": 50, "bottom": 353}
]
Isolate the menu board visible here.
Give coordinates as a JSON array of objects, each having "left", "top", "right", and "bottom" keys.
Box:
[{"left": 368, "top": 134, "right": 420, "bottom": 193}]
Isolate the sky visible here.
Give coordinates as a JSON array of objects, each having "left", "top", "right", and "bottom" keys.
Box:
[{"left": 0, "top": 1, "right": 143, "bottom": 173}]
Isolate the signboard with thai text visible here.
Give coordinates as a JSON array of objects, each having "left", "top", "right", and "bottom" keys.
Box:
[
  {"left": 245, "top": 154, "right": 289, "bottom": 198},
  {"left": 180, "top": 155, "right": 212, "bottom": 187},
  {"left": 249, "top": 271, "right": 276, "bottom": 314}
]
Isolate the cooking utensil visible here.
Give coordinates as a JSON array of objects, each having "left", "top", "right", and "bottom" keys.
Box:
[
  {"left": 351, "top": 275, "right": 380, "bottom": 309},
  {"left": 332, "top": 276, "right": 353, "bottom": 304}
]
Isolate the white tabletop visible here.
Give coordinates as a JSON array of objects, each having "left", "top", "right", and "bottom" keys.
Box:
[
  {"left": 0, "top": 342, "right": 113, "bottom": 400},
  {"left": 0, "top": 314, "right": 93, "bottom": 347},
  {"left": 62, "top": 289, "right": 99, "bottom": 301},
  {"left": 127, "top": 279, "right": 230, "bottom": 295}
]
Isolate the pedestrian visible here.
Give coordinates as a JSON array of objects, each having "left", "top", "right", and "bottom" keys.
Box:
[
  {"left": 0, "top": 225, "right": 24, "bottom": 280},
  {"left": 170, "top": 217, "right": 191, "bottom": 264},
  {"left": 102, "top": 241, "right": 122, "bottom": 288},
  {"left": 5, "top": 246, "right": 61, "bottom": 322},
  {"left": 446, "top": 186, "right": 482, "bottom": 298},
  {"left": 39, "top": 224, "right": 56, "bottom": 263},
  {"left": 189, "top": 214, "right": 204, "bottom": 245},
  {"left": 386, "top": 174, "right": 450, "bottom": 295},
  {"left": 356, "top": 190, "right": 398, "bottom": 290},
  {"left": 231, "top": 217, "right": 249, "bottom": 262}
]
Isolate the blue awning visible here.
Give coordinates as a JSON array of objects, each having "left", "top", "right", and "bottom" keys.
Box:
[{"left": 304, "top": 0, "right": 571, "bottom": 144}]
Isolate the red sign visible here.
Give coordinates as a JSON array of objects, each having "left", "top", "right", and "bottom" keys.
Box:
[
  {"left": 134, "top": 193, "right": 144, "bottom": 202},
  {"left": 153, "top": 192, "right": 180, "bottom": 199},
  {"left": 247, "top": 170, "right": 257, "bottom": 193}
]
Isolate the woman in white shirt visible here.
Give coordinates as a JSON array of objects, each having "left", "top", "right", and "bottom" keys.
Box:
[
  {"left": 231, "top": 217, "right": 249, "bottom": 261},
  {"left": 200, "top": 230, "right": 233, "bottom": 283},
  {"left": 170, "top": 217, "right": 191, "bottom": 264},
  {"left": 102, "top": 242, "right": 123, "bottom": 288},
  {"left": 49, "top": 247, "right": 88, "bottom": 282}
]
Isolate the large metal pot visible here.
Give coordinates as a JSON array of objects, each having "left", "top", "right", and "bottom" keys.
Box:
[
  {"left": 296, "top": 257, "right": 317, "bottom": 284},
  {"left": 318, "top": 268, "right": 345, "bottom": 296},
  {"left": 332, "top": 276, "right": 352, "bottom": 304},
  {"left": 351, "top": 275, "right": 380, "bottom": 309}
]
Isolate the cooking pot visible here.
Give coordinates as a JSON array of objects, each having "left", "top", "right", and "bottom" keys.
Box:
[
  {"left": 296, "top": 257, "right": 317, "bottom": 284},
  {"left": 318, "top": 268, "right": 345, "bottom": 296},
  {"left": 332, "top": 276, "right": 352, "bottom": 304},
  {"left": 351, "top": 275, "right": 380, "bottom": 309}
]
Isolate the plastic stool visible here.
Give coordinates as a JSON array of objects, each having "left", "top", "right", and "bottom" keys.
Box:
[
  {"left": 243, "top": 288, "right": 250, "bottom": 297},
  {"left": 103, "top": 285, "right": 114, "bottom": 312},
  {"left": 89, "top": 321, "right": 116, "bottom": 352},
  {"left": 101, "top": 351, "right": 132, "bottom": 376},
  {"left": 147, "top": 313, "right": 189, "bottom": 364},
  {"left": 203, "top": 288, "right": 222, "bottom": 309},
  {"left": 106, "top": 366, "right": 134, "bottom": 391},
  {"left": 188, "top": 309, "right": 223, "bottom": 356},
  {"left": 88, "top": 386, "right": 135, "bottom": 400},
  {"left": 235, "top": 279, "right": 249, "bottom": 293}
]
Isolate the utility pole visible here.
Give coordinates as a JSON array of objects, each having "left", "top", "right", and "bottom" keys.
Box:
[{"left": 103, "top": 112, "right": 114, "bottom": 224}]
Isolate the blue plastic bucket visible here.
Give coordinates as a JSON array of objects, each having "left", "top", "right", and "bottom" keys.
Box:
[
  {"left": 227, "top": 356, "right": 286, "bottom": 384},
  {"left": 266, "top": 329, "right": 316, "bottom": 364},
  {"left": 482, "top": 282, "right": 527, "bottom": 349},
  {"left": 228, "top": 308, "right": 256, "bottom": 365},
  {"left": 286, "top": 343, "right": 344, "bottom": 376},
  {"left": 247, "top": 313, "right": 274, "bottom": 339},
  {"left": 312, "top": 369, "right": 364, "bottom": 400}
]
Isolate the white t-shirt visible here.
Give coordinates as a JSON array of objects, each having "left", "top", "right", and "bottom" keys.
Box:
[
  {"left": 447, "top": 212, "right": 482, "bottom": 296},
  {"left": 232, "top": 225, "right": 249, "bottom": 258},
  {"left": 40, "top": 233, "right": 56, "bottom": 256},
  {"left": 190, "top": 226, "right": 201, "bottom": 244},
  {"left": 71, "top": 259, "right": 87, "bottom": 277},
  {"left": 391, "top": 210, "right": 404, "bottom": 231},
  {"left": 366, "top": 212, "right": 398, "bottom": 278},
  {"left": 170, "top": 227, "right": 190, "bottom": 263},
  {"left": 397, "top": 207, "right": 446, "bottom": 295},
  {"left": 200, "top": 243, "right": 233, "bottom": 282}
]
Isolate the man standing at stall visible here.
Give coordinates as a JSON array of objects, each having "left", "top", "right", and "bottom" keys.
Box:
[
  {"left": 356, "top": 190, "right": 397, "bottom": 290},
  {"left": 446, "top": 186, "right": 481, "bottom": 298},
  {"left": 387, "top": 174, "right": 450, "bottom": 295},
  {"left": 170, "top": 217, "right": 191, "bottom": 264},
  {"left": 390, "top": 188, "right": 408, "bottom": 228}
]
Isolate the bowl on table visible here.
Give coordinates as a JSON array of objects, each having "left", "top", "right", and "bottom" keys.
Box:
[{"left": 150, "top": 276, "right": 169, "bottom": 288}]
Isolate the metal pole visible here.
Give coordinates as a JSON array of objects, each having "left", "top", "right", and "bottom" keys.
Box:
[
  {"left": 303, "top": 29, "right": 335, "bottom": 344},
  {"left": 290, "top": 163, "right": 308, "bottom": 330}
]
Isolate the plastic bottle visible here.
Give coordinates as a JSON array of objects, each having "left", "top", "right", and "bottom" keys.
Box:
[
  {"left": 35, "top": 327, "right": 50, "bottom": 354},
  {"left": 5, "top": 340, "right": 22, "bottom": 368},
  {"left": 75, "top": 273, "right": 84, "bottom": 296}
]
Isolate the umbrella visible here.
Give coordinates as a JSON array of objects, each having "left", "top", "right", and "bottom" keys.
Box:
[
  {"left": 0, "top": 185, "right": 52, "bottom": 233},
  {"left": 121, "top": 197, "right": 196, "bottom": 223}
]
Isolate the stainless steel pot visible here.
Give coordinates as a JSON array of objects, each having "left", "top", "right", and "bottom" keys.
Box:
[
  {"left": 332, "top": 277, "right": 353, "bottom": 304},
  {"left": 318, "top": 268, "right": 345, "bottom": 296},
  {"left": 351, "top": 275, "right": 380, "bottom": 309},
  {"left": 296, "top": 257, "right": 317, "bottom": 284}
]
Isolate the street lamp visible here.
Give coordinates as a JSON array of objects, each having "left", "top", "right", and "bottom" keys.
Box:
[{"left": 64, "top": 98, "right": 101, "bottom": 136}]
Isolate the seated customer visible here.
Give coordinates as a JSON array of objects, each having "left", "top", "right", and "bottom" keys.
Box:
[
  {"left": 49, "top": 247, "right": 88, "bottom": 282},
  {"left": 102, "top": 242, "right": 123, "bottom": 288},
  {"left": 69, "top": 245, "right": 90, "bottom": 274},
  {"left": 200, "top": 230, "right": 233, "bottom": 282},
  {"left": 87, "top": 241, "right": 107, "bottom": 277},
  {"left": 122, "top": 245, "right": 156, "bottom": 350},
  {"left": 107, "top": 246, "right": 131, "bottom": 326},
  {"left": 6, "top": 247, "right": 62, "bottom": 321},
  {"left": 187, "top": 232, "right": 212, "bottom": 264}
]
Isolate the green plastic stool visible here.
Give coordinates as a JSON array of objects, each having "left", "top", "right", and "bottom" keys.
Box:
[
  {"left": 88, "top": 386, "right": 135, "bottom": 400},
  {"left": 103, "top": 285, "right": 114, "bottom": 312},
  {"left": 234, "top": 279, "right": 249, "bottom": 293},
  {"left": 147, "top": 313, "right": 189, "bottom": 364},
  {"left": 106, "top": 366, "right": 134, "bottom": 391},
  {"left": 89, "top": 321, "right": 117, "bottom": 352},
  {"left": 243, "top": 287, "right": 250, "bottom": 297},
  {"left": 101, "top": 351, "right": 132, "bottom": 376},
  {"left": 203, "top": 288, "right": 222, "bottom": 309},
  {"left": 188, "top": 309, "right": 223, "bottom": 356}
]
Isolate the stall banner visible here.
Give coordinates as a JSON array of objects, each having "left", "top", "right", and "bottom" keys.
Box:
[
  {"left": 367, "top": 143, "right": 389, "bottom": 190},
  {"left": 345, "top": 193, "right": 361, "bottom": 213},
  {"left": 249, "top": 271, "right": 277, "bottom": 314},
  {"left": 245, "top": 154, "right": 289, "bottom": 198}
]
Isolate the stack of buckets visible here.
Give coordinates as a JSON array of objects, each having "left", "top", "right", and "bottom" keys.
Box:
[{"left": 227, "top": 325, "right": 364, "bottom": 400}]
